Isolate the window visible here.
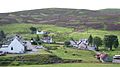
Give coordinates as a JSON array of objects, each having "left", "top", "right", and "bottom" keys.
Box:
[{"left": 11, "top": 47, "right": 13, "bottom": 50}]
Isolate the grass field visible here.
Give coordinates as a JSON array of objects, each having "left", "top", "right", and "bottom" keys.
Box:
[
  {"left": 9, "top": 63, "right": 120, "bottom": 67},
  {"left": 51, "top": 47, "right": 98, "bottom": 62},
  {"left": 0, "top": 23, "right": 73, "bottom": 34},
  {"left": 0, "top": 23, "right": 119, "bottom": 42}
]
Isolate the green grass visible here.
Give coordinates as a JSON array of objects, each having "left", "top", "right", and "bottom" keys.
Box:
[
  {"left": 99, "top": 47, "right": 120, "bottom": 57},
  {"left": 0, "top": 23, "right": 120, "bottom": 42},
  {"left": 0, "top": 23, "right": 73, "bottom": 41},
  {"left": 70, "top": 29, "right": 120, "bottom": 42},
  {"left": 0, "top": 23, "right": 73, "bottom": 34},
  {"left": 114, "top": 22, "right": 120, "bottom": 24},
  {"left": 37, "top": 44, "right": 98, "bottom": 62},
  {"left": 8, "top": 63, "right": 120, "bottom": 67},
  {"left": 44, "top": 44, "right": 98, "bottom": 62},
  {"left": 0, "top": 49, "right": 51, "bottom": 58}
]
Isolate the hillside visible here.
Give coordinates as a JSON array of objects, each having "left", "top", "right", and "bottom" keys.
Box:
[
  {"left": 0, "top": 8, "right": 120, "bottom": 30},
  {"left": 0, "top": 23, "right": 120, "bottom": 42}
]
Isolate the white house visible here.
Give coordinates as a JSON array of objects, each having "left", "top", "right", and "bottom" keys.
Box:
[
  {"left": 0, "top": 35, "right": 33, "bottom": 54},
  {"left": 69, "top": 40, "right": 78, "bottom": 47},
  {"left": 41, "top": 36, "right": 53, "bottom": 44},
  {"left": 36, "top": 30, "right": 45, "bottom": 34},
  {"left": 70, "top": 39, "right": 96, "bottom": 50}
]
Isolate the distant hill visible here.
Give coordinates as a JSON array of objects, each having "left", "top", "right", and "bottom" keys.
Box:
[{"left": 0, "top": 8, "right": 120, "bottom": 30}]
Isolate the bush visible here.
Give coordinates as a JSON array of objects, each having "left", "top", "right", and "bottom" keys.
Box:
[
  {"left": 63, "top": 59, "right": 82, "bottom": 63},
  {"left": 64, "top": 51, "right": 68, "bottom": 53},
  {"left": 64, "top": 41, "right": 70, "bottom": 47},
  {"left": 10, "top": 61, "right": 20, "bottom": 66}
]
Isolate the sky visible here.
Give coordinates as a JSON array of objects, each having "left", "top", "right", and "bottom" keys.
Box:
[{"left": 0, "top": 0, "right": 120, "bottom": 13}]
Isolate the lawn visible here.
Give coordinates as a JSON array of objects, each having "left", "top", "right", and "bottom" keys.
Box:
[{"left": 9, "top": 63, "right": 120, "bottom": 67}]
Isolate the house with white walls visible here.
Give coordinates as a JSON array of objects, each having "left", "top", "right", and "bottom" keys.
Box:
[
  {"left": 70, "top": 39, "right": 96, "bottom": 50},
  {"left": 36, "top": 30, "right": 45, "bottom": 34},
  {"left": 0, "top": 35, "right": 33, "bottom": 54},
  {"left": 41, "top": 36, "right": 53, "bottom": 44}
]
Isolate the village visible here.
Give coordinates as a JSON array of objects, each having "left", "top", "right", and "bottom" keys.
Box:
[{"left": 0, "top": 26, "right": 120, "bottom": 65}]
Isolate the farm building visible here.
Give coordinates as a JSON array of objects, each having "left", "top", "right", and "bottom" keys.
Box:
[{"left": 0, "top": 35, "right": 34, "bottom": 54}]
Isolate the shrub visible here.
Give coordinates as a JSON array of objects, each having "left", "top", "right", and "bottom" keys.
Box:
[
  {"left": 64, "top": 51, "right": 68, "bottom": 53},
  {"left": 64, "top": 41, "right": 70, "bottom": 47},
  {"left": 10, "top": 61, "right": 20, "bottom": 66}
]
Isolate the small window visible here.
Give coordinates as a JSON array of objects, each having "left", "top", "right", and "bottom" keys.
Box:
[{"left": 11, "top": 47, "right": 13, "bottom": 50}]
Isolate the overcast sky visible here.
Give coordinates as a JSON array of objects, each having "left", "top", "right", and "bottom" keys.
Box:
[{"left": 0, "top": 0, "right": 120, "bottom": 13}]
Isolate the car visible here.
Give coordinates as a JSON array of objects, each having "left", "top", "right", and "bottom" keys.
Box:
[
  {"left": 113, "top": 55, "right": 120, "bottom": 63},
  {"left": 0, "top": 51, "right": 6, "bottom": 56}
]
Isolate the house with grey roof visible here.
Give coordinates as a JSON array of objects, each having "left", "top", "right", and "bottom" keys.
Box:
[{"left": 0, "top": 35, "right": 34, "bottom": 54}]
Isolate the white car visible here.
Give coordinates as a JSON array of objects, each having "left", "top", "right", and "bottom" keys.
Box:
[
  {"left": 0, "top": 51, "right": 6, "bottom": 56},
  {"left": 113, "top": 55, "right": 120, "bottom": 63}
]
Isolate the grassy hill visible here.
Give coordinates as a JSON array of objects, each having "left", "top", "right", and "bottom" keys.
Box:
[
  {"left": 0, "top": 8, "right": 120, "bottom": 30},
  {"left": 0, "top": 23, "right": 120, "bottom": 42}
]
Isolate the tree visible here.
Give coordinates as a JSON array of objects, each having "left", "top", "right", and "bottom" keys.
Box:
[
  {"left": 93, "top": 36, "right": 103, "bottom": 50},
  {"left": 36, "top": 35, "right": 40, "bottom": 41},
  {"left": 43, "top": 34, "right": 48, "bottom": 37},
  {"left": 29, "top": 27, "right": 37, "bottom": 34},
  {"left": 88, "top": 35, "right": 93, "bottom": 46},
  {"left": 64, "top": 41, "right": 70, "bottom": 47},
  {"left": 104, "top": 35, "right": 119, "bottom": 50},
  {"left": 36, "top": 35, "right": 42, "bottom": 45},
  {"left": 114, "top": 38, "right": 119, "bottom": 48},
  {"left": 0, "top": 30, "right": 6, "bottom": 41},
  {"left": 0, "top": 30, "right": 6, "bottom": 46}
]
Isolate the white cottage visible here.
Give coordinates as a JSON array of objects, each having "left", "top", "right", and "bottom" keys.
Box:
[
  {"left": 0, "top": 36, "right": 33, "bottom": 54},
  {"left": 41, "top": 36, "right": 53, "bottom": 44},
  {"left": 69, "top": 40, "right": 78, "bottom": 47},
  {"left": 36, "top": 30, "right": 45, "bottom": 34},
  {"left": 70, "top": 39, "right": 96, "bottom": 50},
  {"left": 7, "top": 38, "right": 25, "bottom": 53}
]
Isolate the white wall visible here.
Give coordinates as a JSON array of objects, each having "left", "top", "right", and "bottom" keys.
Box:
[{"left": 7, "top": 38, "right": 25, "bottom": 53}]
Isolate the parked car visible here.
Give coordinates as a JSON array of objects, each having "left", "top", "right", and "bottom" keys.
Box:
[
  {"left": 0, "top": 51, "right": 6, "bottom": 56},
  {"left": 113, "top": 55, "right": 120, "bottom": 63}
]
